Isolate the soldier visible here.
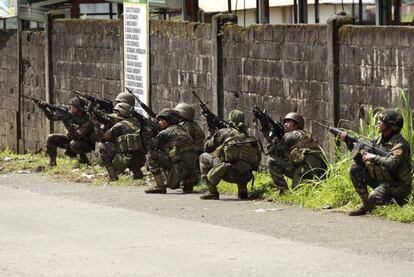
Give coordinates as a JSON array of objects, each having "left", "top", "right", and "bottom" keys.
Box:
[
  {"left": 175, "top": 103, "right": 205, "bottom": 157},
  {"left": 199, "top": 110, "right": 261, "bottom": 200},
  {"left": 264, "top": 112, "right": 326, "bottom": 194},
  {"left": 37, "top": 96, "right": 96, "bottom": 166},
  {"left": 96, "top": 103, "right": 146, "bottom": 181},
  {"left": 339, "top": 110, "right": 412, "bottom": 216},
  {"left": 145, "top": 109, "right": 197, "bottom": 194}
]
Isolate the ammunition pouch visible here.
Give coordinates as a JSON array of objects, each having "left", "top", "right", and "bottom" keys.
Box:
[
  {"left": 366, "top": 162, "right": 393, "bottom": 182},
  {"left": 221, "top": 133, "right": 261, "bottom": 171},
  {"left": 116, "top": 133, "right": 145, "bottom": 153}
]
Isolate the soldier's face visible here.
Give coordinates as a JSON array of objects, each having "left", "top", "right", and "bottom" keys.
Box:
[
  {"left": 158, "top": 118, "right": 169, "bottom": 130},
  {"left": 70, "top": 105, "right": 78, "bottom": 114},
  {"left": 283, "top": 119, "right": 298, "bottom": 132}
]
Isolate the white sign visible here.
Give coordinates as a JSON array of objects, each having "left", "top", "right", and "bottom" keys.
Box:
[
  {"left": 123, "top": 0, "right": 149, "bottom": 110},
  {"left": 0, "top": 0, "right": 17, "bottom": 18}
]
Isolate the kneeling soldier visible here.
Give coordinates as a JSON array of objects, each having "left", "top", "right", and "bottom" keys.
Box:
[
  {"left": 96, "top": 103, "right": 146, "bottom": 181},
  {"left": 339, "top": 110, "right": 412, "bottom": 216},
  {"left": 145, "top": 109, "right": 197, "bottom": 194},
  {"left": 38, "top": 97, "right": 96, "bottom": 166},
  {"left": 199, "top": 110, "right": 261, "bottom": 200},
  {"left": 265, "top": 112, "right": 326, "bottom": 194}
]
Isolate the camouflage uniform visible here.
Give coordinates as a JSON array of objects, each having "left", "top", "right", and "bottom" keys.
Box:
[
  {"left": 200, "top": 110, "right": 260, "bottom": 200},
  {"left": 96, "top": 116, "right": 146, "bottom": 180},
  {"left": 145, "top": 110, "right": 197, "bottom": 194},
  {"left": 266, "top": 113, "right": 326, "bottom": 193},
  {"left": 179, "top": 121, "right": 205, "bottom": 156},
  {"left": 349, "top": 133, "right": 412, "bottom": 207},
  {"left": 345, "top": 110, "right": 412, "bottom": 216},
  {"left": 42, "top": 99, "right": 95, "bottom": 166}
]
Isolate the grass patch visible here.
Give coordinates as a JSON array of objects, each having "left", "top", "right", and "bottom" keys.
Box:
[{"left": 0, "top": 149, "right": 146, "bottom": 187}]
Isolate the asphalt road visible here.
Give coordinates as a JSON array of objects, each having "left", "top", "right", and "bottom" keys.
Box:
[{"left": 1, "top": 173, "right": 414, "bottom": 276}]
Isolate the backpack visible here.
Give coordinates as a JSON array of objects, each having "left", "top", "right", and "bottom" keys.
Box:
[{"left": 221, "top": 131, "right": 261, "bottom": 171}]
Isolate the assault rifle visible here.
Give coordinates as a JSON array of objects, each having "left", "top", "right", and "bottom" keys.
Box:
[
  {"left": 87, "top": 105, "right": 118, "bottom": 128},
  {"left": 24, "top": 95, "right": 71, "bottom": 117},
  {"left": 131, "top": 110, "right": 160, "bottom": 135},
  {"left": 24, "top": 95, "right": 84, "bottom": 132},
  {"left": 252, "top": 105, "right": 284, "bottom": 140},
  {"left": 192, "top": 91, "right": 229, "bottom": 132},
  {"left": 125, "top": 87, "right": 157, "bottom": 118},
  {"left": 315, "top": 121, "right": 390, "bottom": 161},
  {"left": 73, "top": 91, "right": 113, "bottom": 113}
]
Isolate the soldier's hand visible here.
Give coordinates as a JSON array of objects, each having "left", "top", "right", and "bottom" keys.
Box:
[
  {"left": 338, "top": 131, "right": 347, "bottom": 141},
  {"left": 37, "top": 100, "right": 47, "bottom": 109},
  {"left": 362, "top": 152, "right": 376, "bottom": 163},
  {"left": 90, "top": 112, "right": 97, "bottom": 121}
]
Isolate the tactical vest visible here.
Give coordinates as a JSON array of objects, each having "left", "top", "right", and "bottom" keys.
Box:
[
  {"left": 289, "top": 129, "right": 323, "bottom": 166},
  {"left": 180, "top": 121, "right": 205, "bottom": 153},
  {"left": 365, "top": 135, "right": 412, "bottom": 184},
  {"left": 116, "top": 119, "right": 145, "bottom": 153},
  {"left": 162, "top": 125, "right": 194, "bottom": 163},
  {"left": 219, "top": 129, "right": 261, "bottom": 171}
]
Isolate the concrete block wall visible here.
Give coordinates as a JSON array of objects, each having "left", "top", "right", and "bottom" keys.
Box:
[
  {"left": 1, "top": 18, "right": 414, "bottom": 154},
  {"left": 21, "top": 31, "right": 47, "bottom": 152},
  {"left": 338, "top": 26, "right": 414, "bottom": 123},
  {"left": 221, "top": 24, "right": 329, "bottom": 145},
  {"left": 51, "top": 19, "right": 122, "bottom": 105},
  {"left": 0, "top": 30, "right": 19, "bottom": 150},
  {"left": 150, "top": 20, "right": 213, "bottom": 122}
]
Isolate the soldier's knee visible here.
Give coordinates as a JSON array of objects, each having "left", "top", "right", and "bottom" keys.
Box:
[
  {"left": 69, "top": 140, "right": 82, "bottom": 153},
  {"left": 369, "top": 186, "right": 389, "bottom": 205},
  {"left": 46, "top": 134, "right": 55, "bottom": 144}
]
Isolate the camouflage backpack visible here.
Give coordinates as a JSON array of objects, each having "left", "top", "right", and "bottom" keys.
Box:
[
  {"left": 221, "top": 130, "right": 261, "bottom": 171},
  {"left": 116, "top": 119, "right": 145, "bottom": 153}
]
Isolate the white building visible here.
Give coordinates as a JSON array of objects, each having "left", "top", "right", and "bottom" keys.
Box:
[{"left": 199, "top": 0, "right": 376, "bottom": 25}]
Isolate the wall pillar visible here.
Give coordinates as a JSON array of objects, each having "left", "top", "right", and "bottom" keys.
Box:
[
  {"left": 44, "top": 11, "right": 64, "bottom": 139},
  {"left": 326, "top": 11, "right": 355, "bottom": 160},
  {"left": 211, "top": 14, "right": 237, "bottom": 119}
]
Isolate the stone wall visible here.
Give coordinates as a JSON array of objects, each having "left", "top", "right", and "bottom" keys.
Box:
[
  {"left": 21, "top": 31, "right": 47, "bottom": 152},
  {"left": 221, "top": 24, "right": 329, "bottom": 144},
  {"left": 150, "top": 21, "right": 213, "bottom": 122},
  {"left": 0, "top": 30, "right": 18, "bottom": 150},
  {"left": 338, "top": 26, "right": 414, "bottom": 124},
  {"left": 1, "top": 18, "right": 414, "bottom": 155}
]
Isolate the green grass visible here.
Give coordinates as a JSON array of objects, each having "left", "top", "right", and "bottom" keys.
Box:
[
  {"left": 0, "top": 148, "right": 146, "bottom": 187},
  {"left": 2, "top": 94, "right": 414, "bottom": 223}
]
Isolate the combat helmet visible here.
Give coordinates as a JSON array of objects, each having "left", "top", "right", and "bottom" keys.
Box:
[
  {"left": 156, "top": 109, "right": 181, "bottom": 125},
  {"left": 113, "top": 102, "right": 133, "bottom": 118},
  {"left": 284, "top": 112, "right": 305, "bottom": 129},
  {"left": 175, "top": 103, "right": 195, "bottom": 121},
  {"left": 115, "top": 92, "right": 135, "bottom": 106},
  {"left": 228, "top": 109, "right": 246, "bottom": 131},
  {"left": 69, "top": 96, "right": 86, "bottom": 112},
  {"left": 378, "top": 109, "right": 403, "bottom": 133}
]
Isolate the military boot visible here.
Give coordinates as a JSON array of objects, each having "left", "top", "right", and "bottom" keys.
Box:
[
  {"left": 49, "top": 155, "right": 57, "bottom": 167},
  {"left": 200, "top": 177, "right": 219, "bottom": 200},
  {"left": 349, "top": 193, "right": 375, "bottom": 216},
  {"left": 78, "top": 153, "right": 90, "bottom": 165},
  {"left": 237, "top": 183, "right": 249, "bottom": 199},
  {"left": 105, "top": 165, "right": 119, "bottom": 181},
  {"left": 145, "top": 174, "right": 167, "bottom": 194},
  {"left": 131, "top": 167, "right": 144, "bottom": 180}
]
